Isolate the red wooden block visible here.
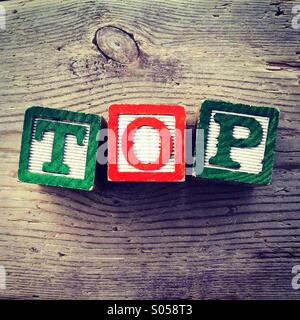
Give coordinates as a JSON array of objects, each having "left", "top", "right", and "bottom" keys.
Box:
[{"left": 108, "top": 104, "right": 186, "bottom": 181}]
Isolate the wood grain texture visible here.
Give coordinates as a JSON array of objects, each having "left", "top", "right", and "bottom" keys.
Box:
[{"left": 0, "top": 0, "right": 300, "bottom": 299}]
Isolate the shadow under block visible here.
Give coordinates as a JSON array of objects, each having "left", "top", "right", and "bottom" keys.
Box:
[
  {"left": 18, "top": 106, "right": 101, "bottom": 191},
  {"left": 108, "top": 104, "right": 186, "bottom": 182},
  {"left": 193, "top": 100, "right": 280, "bottom": 185}
]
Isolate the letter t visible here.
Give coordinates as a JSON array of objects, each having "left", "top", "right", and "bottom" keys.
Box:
[{"left": 35, "top": 119, "right": 86, "bottom": 175}]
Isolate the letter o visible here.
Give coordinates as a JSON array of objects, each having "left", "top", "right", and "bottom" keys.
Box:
[{"left": 122, "top": 117, "right": 173, "bottom": 171}]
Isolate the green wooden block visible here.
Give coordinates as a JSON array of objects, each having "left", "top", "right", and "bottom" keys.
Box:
[
  {"left": 18, "top": 106, "right": 101, "bottom": 191},
  {"left": 193, "top": 100, "right": 280, "bottom": 185}
]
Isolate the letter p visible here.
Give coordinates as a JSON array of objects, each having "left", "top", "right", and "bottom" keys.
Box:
[
  {"left": 209, "top": 113, "right": 263, "bottom": 169},
  {"left": 193, "top": 100, "right": 279, "bottom": 185}
]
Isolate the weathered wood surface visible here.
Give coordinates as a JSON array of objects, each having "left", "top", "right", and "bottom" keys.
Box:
[{"left": 0, "top": 0, "right": 300, "bottom": 299}]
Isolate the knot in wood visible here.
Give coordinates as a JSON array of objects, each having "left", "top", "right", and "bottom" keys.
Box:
[{"left": 94, "top": 26, "right": 139, "bottom": 64}]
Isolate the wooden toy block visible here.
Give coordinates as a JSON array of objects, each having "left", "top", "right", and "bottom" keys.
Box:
[
  {"left": 18, "top": 106, "right": 101, "bottom": 190},
  {"left": 108, "top": 104, "right": 186, "bottom": 182},
  {"left": 193, "top": 100, "right": 280, "bottom": 185}
]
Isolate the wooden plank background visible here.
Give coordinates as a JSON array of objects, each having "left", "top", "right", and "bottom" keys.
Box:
[{"left": 0, "top": 0, "right": 300, "bottom": 299}]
